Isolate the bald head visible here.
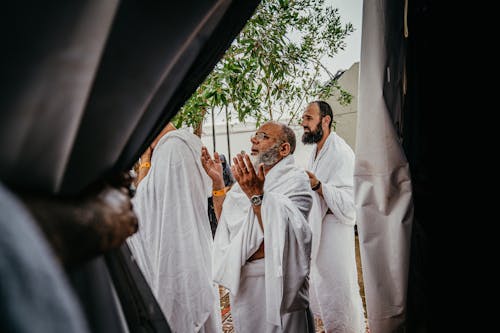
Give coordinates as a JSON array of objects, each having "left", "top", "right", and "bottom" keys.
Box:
[{"left": 262, "top": 121, "right": 296, "bottom": 155}]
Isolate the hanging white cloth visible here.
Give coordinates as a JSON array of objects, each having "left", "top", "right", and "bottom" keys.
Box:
[
  {"left": 213, "top": 155, "right": 313, "bottom": 332},
  {"left": 128, "top": 129, "right": 221, "bottom": 333},
  {"left": 356, "top": 2, "right": 414, "bottom": 331},
  {"left": 307, "top": 132, "right": 366, "bottom": 333}
]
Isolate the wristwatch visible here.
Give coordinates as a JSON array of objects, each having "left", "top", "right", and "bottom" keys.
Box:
[{"left": 250, "top": 194, "right": 264, "bottom": 206}]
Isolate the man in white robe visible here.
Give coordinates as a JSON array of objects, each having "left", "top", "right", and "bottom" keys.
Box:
[
  {"left": 201, "top": 121, "right": 315, "bottom": 333},
  {"left": 301, "top": 101, "right": 366, "bottom": 333},
  {"left": 128, "top": 124, "right": 221, "bottom": 333}
]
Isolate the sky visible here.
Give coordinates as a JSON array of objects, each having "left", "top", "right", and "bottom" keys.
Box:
[{"left": 325, "top": 0, "right": 363, "bottom": 74}]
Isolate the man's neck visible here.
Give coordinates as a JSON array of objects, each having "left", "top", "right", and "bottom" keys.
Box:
[{"left": 315, "top": 130, "right": 330, "bottom": 158}]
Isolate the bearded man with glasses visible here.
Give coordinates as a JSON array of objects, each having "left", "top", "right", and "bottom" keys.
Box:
[{"left": 201, "top": 120, "right": 315, "bottom": 332}]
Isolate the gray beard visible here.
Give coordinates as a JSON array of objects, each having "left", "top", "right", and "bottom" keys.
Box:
[{"left": 254, "top": 142, "right": 281, "bottom": 167}]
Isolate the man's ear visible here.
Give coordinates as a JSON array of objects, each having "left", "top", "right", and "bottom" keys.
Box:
[
  {"left": 279, "top": 142, "right": 291, "bottom": 157},
  {"left": 322, "top": 115, "right": 331, "bottom": 129}
]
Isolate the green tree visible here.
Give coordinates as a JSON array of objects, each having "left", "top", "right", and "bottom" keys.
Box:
[{"left": 174, "top": 0, "right": 354, "bottom": 132}]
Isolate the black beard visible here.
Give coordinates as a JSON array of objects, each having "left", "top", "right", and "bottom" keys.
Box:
[{"left": 302, "top": 126, "right": 323, "bottom": 144}]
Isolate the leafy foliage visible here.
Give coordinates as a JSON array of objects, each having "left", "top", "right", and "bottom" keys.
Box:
[{"left": 174, "top": 0, "right": 354, "bottom": 130}]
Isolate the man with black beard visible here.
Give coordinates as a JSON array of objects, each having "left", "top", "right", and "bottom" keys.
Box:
[
  {"left": 201, "top": 121, "right": 315, "bottom": 332},
  {"left": 301, "top": 101, "right": 366, "bottom": 333}
]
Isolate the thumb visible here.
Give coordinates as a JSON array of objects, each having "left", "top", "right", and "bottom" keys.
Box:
[{"left": 305, "top": 170, "right": 315, "bottom": 179}]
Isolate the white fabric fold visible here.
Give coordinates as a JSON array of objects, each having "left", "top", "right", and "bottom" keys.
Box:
[
  {"left": 213, "top": 155, "right": 312, "bottom": 329},
  {"left": 128, "top": 128, "right": 220, "bottom": 333},
  {"left": 356, "top": 2, "right": 414, "bottom": 330}
]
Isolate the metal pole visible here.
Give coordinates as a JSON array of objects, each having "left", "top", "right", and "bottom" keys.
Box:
[
  {"left": 225, "top": 106, "right": 231, "bottom": 162},
  {"left": 211, "top": 108, "right": 216, "bottom": 153}
]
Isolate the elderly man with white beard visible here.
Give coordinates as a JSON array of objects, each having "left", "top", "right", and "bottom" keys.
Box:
[
  {"left": 301, "top": 101, "right": 366, "bottom": 333},
  {"left": 201, "top": 121, "right": 315, "bottom": 333}
]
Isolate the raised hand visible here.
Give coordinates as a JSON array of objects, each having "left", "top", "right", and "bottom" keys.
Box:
[
  {"left": 201, "top": 146, "right": 224, "bottom": 189},
  {"left": 231, "top": 152, "right": 265, "bottom": 199}
]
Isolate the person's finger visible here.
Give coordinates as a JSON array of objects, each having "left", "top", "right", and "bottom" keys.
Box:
[
  {"left": 237, "top": 160, "right": 246, "bottom": 178},
  {"left": 231, "top": 165, "right": 241, "bottom": 181},
  {"left": 244, "top": 154, "right": 256, "bottom": 177},
  {"left": 240, "top": 152, "right": 251, "bottom": 173},
  {"left": 201, "top": 148, "right": 214, "bottom": 168},
  {"left": 231, "top": 163, "right": 238, "bottom": 174},
  {"left": 232, "top": 157, "right": 238, "bottom": 173},
  {"left": 214, "top": 151, "right": 220, "bottom": 164},
  {"left": 205, "top": 147, "right": 213, "bottom": 158},
  {"left": 200, "top": 152, "right": 208, "bottom": 166},
  {"left": 236, "top": 153, "right": 248, "bottom": 174},
  {"left": 201, "top": 148, "right": 207, "bottom": 160},
  {"left": 200, "top": 157, "right": 208, "bottom": 170},
  {"left": 233, "top": 155, "right": 242, "bottom": 173}
]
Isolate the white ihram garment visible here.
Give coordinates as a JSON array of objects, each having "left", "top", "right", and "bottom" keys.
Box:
[
  {"left": 308, "top": 132, "right": 366, "bottom": 333},
  {"left": 213, "top": 155, "right": 313, "bottom": 332},
  {"left": 128, "top": 129, "right": 221, "bottom": 333}
]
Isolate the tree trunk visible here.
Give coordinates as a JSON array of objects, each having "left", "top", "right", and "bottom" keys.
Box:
[{"left": 193, "top": 107, "right": 206, "bottom": 137}]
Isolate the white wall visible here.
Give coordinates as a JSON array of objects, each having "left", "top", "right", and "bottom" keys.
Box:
[{"left": 327, "top": 62, "right": 359, "bottom": 150}]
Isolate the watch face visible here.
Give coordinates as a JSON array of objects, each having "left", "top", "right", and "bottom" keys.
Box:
[{"left": 250, "top": 194, "right": 263, "bottom": 206}]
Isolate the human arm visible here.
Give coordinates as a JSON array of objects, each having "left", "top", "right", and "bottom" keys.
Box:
[
  {"left": 305, "top": 170, "right": 323, "bottom": 196},
  {"left": 305, "top": 170, "right": 355, "bottom": 224},
  {"left": 136, "top": 146, "right": 153, "bottom": 186},
  {"left": 20, "top": 172, "right": 138, "bottom": 268},
  {"left": 201, "top": 146, "right": 225, "bottom": 220}
]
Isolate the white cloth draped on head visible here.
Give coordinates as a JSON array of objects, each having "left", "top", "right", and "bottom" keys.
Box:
[
  {"left": 307, "top": 131, "right": 366, "bottom": 333},
  {"left": 127, "top": 128, "right": 221, "bottom": 333},
  {"left": 213, "top": 155, "right": 313, "bottom": 329}
]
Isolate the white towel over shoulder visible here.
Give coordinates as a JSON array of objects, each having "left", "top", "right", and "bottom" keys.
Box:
[{"left": 213, "top": 155, "right": 313, "bottom": 328}]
